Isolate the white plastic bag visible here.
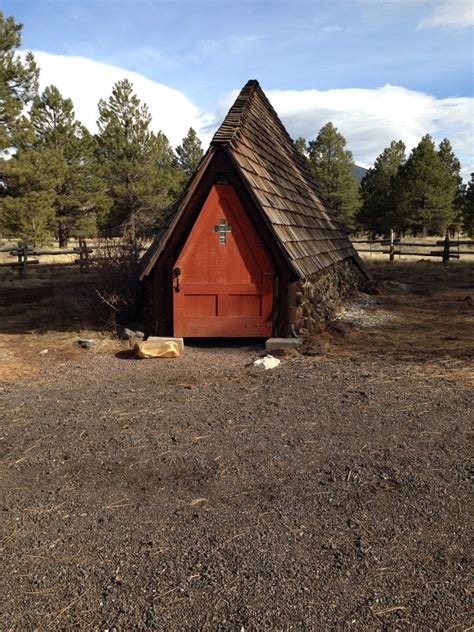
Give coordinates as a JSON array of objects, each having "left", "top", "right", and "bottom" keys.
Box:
[{"left": 253, "top": 355, "right": 281, "bottom": 370}]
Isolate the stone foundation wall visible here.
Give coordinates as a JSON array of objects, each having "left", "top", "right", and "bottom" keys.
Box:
[{"left": 294, "top": 258, "right": 366, "bottom": 334}]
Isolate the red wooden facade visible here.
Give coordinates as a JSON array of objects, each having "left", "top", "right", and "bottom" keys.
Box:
[
  {"left": 140, "top": 80, "right": 364, "bottom": 338},
  {"left": 173, "top": 184, "right": 273, "bottom": 337}
]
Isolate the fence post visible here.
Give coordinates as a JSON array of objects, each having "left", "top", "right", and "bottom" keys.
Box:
[
  {"left": 16, "top": 241, "right": 22, "bottom": 278},
  {"left": 17, "top": 240, "right": 28, "bottom": 278},
  {"left": 442, "top": 229, "right": 450, "bottom": 264},
  {"left": 22, "top": 241, "right": 28, "bottom": 278},
  {"left": 83, "top": 238, "right": 90, "bottom": 273},
  {"left": 78, "top": 237, "right": 84, "bottom": 273},
  {"left": 389, "top": 229, "right": 395, "bottom": 262}
]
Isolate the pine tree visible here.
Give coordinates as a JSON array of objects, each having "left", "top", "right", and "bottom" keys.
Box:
[
  {"left": 438, "top": 138, "right": 463, "bottom": 230},
  {"left": 1, "top": 149, "right": 57, "bottom": 244},
  {"left": 154, "top": 130, "right": 186, "bottom": 217},
  {"left": 97, "top": 79, "right": 183, "bottom": 241},
  {"left": 0, "top": 11, "right": 38, "bottom": 152},
  {"left": 3, "top": 85, "right": 110, "bottom": 245},
  {"left": 463, "top": 173, "right": 474, "bottom": 237},
  {"left": 308, "top": 122, "right": 360, "bottom": 228},
  {"left": 294, "top": 137, "right": 308, "bottom": 158},
  {"left": 0, "top": 11, "right": 40, "bottom": 238},
  {"left": 176, "top": 127, "right": 203, "bottom": 179},
  {"left": 394, "top": 135, "right": 458, "bottom": 235},
  {"left": 30, "top": 86, "right": 110, "bottom": 245},
  {"left": 357, "top": 140, "right": 405, "bottom": 236}
]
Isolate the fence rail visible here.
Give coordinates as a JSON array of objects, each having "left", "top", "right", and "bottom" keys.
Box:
[
  {"left": 2, "top": 232, "right": 473, "bottom": 279},
  {"left": 0, "top": 239, "right": 147, "bottom": 278},
  {"left": 354, "top": 230, "right": 474, "bottom": 262}
]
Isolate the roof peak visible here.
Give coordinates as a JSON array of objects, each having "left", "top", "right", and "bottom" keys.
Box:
[
  {"left": 211, "top": 79, "right": 268, "bottom": 147},
  {"left": 140, "top": 80, "right": 364, "bottom": 280}
]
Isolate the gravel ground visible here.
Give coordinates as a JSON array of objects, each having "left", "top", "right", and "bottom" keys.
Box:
[{"left": 1, "top": 262, "right": 473, "bottom": 631}]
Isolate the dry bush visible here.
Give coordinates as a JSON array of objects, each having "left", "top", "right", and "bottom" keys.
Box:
[
  {"left": 90, "top": 240, "right": 145, "bottom": 327},
  {"left": 53, "top": 240, "right": 145, "bottom": 330}
]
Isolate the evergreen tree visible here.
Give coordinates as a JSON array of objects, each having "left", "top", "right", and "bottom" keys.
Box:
[
  {"left": 394, "top": 134, "right": 458, "bottom": 235},
  {"left": 97, "top": 79, "right": 183, "bottom": 240},
  {"left": 154, "top": 130, "right": 186, "bottom": 220},
  {"left": 175, "top": 127, "right": 203, "bottom": 178},
  {"left": 1, "top": 149, "right": 57, "bottom": 244},
  {"left": 0, "top": 11, "right": 39, "bottom": 237},
  {"left": 30, "top": 86, "right": 110, "bottom": 245},
  {"left": 308, "top": 122, "right": 360, "bottom": 228},
  {"left": 0, "top": 11, "right": 38, "bottom": 152},
  {"left": 2, "top": 85, "right": 109, "bottom": 245},
  {"left": 463, "top": 173, "right": 474, "bottom": 237},
  {"left": 438, "top": 138, "right": 463, "bottom": 230},
  {"left": 294, "top": 136, "right": 308, "bottom": 158},
  {"left": 357, "top": 140, "right": 405, "bottom": 236}
]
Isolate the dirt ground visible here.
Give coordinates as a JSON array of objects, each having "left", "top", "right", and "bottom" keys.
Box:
[{"left": 1, "top": 261, "right": 473, "bottom": 631}]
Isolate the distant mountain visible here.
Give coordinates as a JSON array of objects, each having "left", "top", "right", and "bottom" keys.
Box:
[{"left": 353, "top": 164, "right": 368, "bottom": 183}]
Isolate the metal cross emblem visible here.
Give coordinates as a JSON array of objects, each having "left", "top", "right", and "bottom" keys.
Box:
[{"left": 213, "top": 219, "right": 232, "bottom": 244}]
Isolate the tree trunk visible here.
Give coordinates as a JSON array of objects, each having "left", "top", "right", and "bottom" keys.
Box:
[
  {"left": 129, "top": 211, "right": 136, "bottom": 245},
  {"left": 58, "top": 222, "right": 69, "bottom": 248}
]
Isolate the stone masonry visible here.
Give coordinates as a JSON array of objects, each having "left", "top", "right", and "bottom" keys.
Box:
[{"left": 294, "top": 258, "right": 366, "bottom": 335}]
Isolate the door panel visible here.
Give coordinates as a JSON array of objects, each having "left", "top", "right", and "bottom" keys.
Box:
[
  {"left": 173, "top": 184, "right": 273, "bottom": 337},
  {"left": 184, "top": 294, "right": 217, "bottom": 316}
]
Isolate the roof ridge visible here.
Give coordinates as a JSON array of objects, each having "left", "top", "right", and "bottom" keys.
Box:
[
  {"left": 211, "top": 79, "right": 260, "bottom": 147},
  {"left": 140, "top": 80, "right": 364, "bottom": 281},
  {"left": 212, "top": 80, "right": 342, "bottom": 223}
]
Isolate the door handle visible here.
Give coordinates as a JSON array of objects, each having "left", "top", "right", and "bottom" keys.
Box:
[{"left": 173, "top": 267, "right": 181, "bottom": 293}]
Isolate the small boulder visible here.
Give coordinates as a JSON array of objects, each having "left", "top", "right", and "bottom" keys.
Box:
[
  {"left": 134, "top": 338, "right": 182, "bottom": 359},
  {"left": 77, "top": 338, "right": 96, "bottom": 350},
  {"left": 265, "top": 337, "right": 303, "bottom": 352},
  {"left": 119, "top": 327, "right": 145, "bottom": 341}
]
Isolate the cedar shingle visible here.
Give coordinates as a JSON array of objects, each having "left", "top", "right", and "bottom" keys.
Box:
[
  {"left": 210, "top": 80, "right": 357, "bottom": 277},
  {"left": 141, "top": 80, "right": 363, "bottom": 281}
]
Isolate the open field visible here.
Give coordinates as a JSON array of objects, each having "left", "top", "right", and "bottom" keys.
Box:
[
  {"left": 1, "top": 260, "right": 473, "bottom": 630},
  {"left": 353, "top": 235, "right": 474, "bottom": 263},
  {"left": 0, "top": 239, "right": 77, "bottom": 268},
  {"left": 1, "top": 236, "right": 473, "bottom": 281}
]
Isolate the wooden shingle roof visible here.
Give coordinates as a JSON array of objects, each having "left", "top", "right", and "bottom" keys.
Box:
[
  {"left": 140, "top": 80, "right": 364, "bottom": 280},
  {"left": 211, "top": 80, "right": 359, "bottom": 277}
]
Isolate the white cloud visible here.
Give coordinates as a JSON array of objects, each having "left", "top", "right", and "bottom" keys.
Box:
[
  {"left": 212, "top": 84, "right": 473, "bottom": 178},
  {"left": 418, "top": 0, "right": 474, "bottom": 29},
  {"left": 28, "top": 51, "right": 211, "bottom": 147},
  {"left": 24, "top": 51, "right": 473, "bottom": 178}
]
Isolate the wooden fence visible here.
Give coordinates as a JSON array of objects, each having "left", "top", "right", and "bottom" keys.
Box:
[
  {"left": 2, "top": 233, "right": 473, "bottom": 279},
  {"left": 352, "top": 230, "right": 474, "bottom": 262},
  {"left": 0, "top": 239, "right": 146, "bottom": 278}
]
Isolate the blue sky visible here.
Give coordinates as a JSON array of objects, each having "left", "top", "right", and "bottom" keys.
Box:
[{"left": 4, "top": 0, "right": 474, "bottom": 174}]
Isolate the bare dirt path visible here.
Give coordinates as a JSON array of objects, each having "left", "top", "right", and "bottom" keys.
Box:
[{"left": 1, "top": 262, "right": 473, "bottom": 630}]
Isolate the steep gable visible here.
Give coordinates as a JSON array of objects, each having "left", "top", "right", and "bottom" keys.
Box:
[
  {"left": 141, "top": 80, "right": 363, "bottom": 280},
  {"left": 212, "top": 80, "right": 358, "bottom": 277}
]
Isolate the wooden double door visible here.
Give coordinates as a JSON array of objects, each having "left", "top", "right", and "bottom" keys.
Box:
[{"left": 173, "top": 184, "right": 273, "bottom": 337}]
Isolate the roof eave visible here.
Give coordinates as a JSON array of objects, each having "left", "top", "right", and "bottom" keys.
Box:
[{"left": 139, "top": 147, "right": 216, "bottom": 280}]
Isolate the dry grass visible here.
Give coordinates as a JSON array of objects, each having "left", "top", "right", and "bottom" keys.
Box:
[
  {"left": 355, "top": 235, "right": 474, "bottom": 263},
  {"left": 0, "top": 331, "right": 125, "bottom": 383},
  {"left": 0, "top": 239, "right": 76, "bottom": 265}
]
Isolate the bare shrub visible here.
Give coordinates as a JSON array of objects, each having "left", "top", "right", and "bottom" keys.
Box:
[
  {"left": 52, "top": 240, "right": 145, "bottom": 330},
  {"left": 91, "top": 240, "right": 145, "bottom": 328}
]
